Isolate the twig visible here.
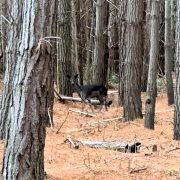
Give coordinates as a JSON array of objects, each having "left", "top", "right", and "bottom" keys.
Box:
[
  {"left": 48, "top": 107, "right": 53, "bottom": 130},
  {"left": 64, "top": 137, "right": 79, "bottom": 149},
  {"left": 165, "top": 146, "right": 180, "bottom": 152},
  {"left": 91, "top": 117, "right": 123, "bottom": 124},
  {"left": 54, "top": 89, "right": 64, "bottom": 102},
  {"left": 106, "top": 0, "right": 121, "bottom": 11},
  {"left": 56, "top": 111, "right": 70, "bottom": 134},
  {"left": 129, "top": 167, "right": 147, "bottom": 173},
  {"left": 44, "top": 36, "right": 62, "bottom": 40},
  {"left": 65, "top": 127, "right": 95, "bottom": 133},
  {"left": 142, "top": 109, "right": 174, "bottom": 115},
  {"left": 108, "top": 91, "right": 118, "bottom": 95},
  {"left": 1, "top": 15, "right": 11, "bottom": 24},
  {"left": 69, "top": 108, "right": 96, "bottom": 117}
]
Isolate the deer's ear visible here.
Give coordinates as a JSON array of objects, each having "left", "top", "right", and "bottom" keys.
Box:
[
  {"left": 75, "top": 74, "right": 78, "bottom": 79},
  {"left": 67, "top": 75, "right": 70, "bottom": 79}
]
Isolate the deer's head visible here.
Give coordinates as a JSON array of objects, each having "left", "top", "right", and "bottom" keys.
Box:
[{"left": 67, "top": 74, "right": 78, "bottom": 85}]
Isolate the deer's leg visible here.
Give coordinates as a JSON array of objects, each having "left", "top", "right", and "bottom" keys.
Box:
[
  {"left": 87, "top": 98, "right": 94, "bottom": 112},
  {"left": 98, "top": 96, "right": 108, "bottom": 112},
  {"left": 82, "top": 100, "right": 85, "bottom": 111},
  {"left": 98, "top": 96, "right": 104, "bottom": 112},
  {"left": 104, "top": 97, "right": 108, "bottom": 111}
]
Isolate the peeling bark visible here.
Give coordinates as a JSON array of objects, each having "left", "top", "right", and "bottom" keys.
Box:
[{"left": 0, "top": 0, "right": 56, "bottom": 179}]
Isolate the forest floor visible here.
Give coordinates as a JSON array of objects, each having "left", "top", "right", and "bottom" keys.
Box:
[{"left": 0, "top": 82, "right": 180, "bottom": 179}]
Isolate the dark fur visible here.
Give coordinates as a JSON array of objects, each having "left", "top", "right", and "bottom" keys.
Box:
[{"left": 67, "top": 74, "right": 108, "bottom": 112}]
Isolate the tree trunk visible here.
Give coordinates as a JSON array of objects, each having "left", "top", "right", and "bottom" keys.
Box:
[
  {"left": 141, "top": 1, "right": 151, "bottom": 92},
  {"left": 174, "top": 0, "right": 180, "bottom": 140},
  {"left": 171, "top": 0, "right": 176, "bottom": 69},
  {"left": 145, "top": 0, "right": 160, "bottom": 130},
  {"left": 57, "top": 0, "right": 73, "bottom": 96},
  {"left": 165, "top": 0, "right": 174, "bottom": 105},
  {"left": 71, "top": 0, "right": 83, "bottom": 84},
  {"left": 0, "top": 0, "right": 7, "bottom": 73},
  {"left": 158, "top": 1, "right": 165, "bottom": 76},
  {"left": 85, "top": 1, "right": 94, "bottom": 84},
  {"left": 123, "top": 0, "right": 143, "bottom": 121},
  {"left": 0, "top": 1, "right": 3, "bottom": 72},
  {"left": 0, "top": 0, "right": 56, "bottom": 179},
  {"left": 92, "top": 0, "right": 109, "bottom": 86},
  {"left": 118, "top": 0, "right": 127, "bottom": 106},
  {"left": 78, "top": 0, "right": 86, "bottom": 85},
  {"left": 108, "top": 0, "right": 119, "bottom": 74}
]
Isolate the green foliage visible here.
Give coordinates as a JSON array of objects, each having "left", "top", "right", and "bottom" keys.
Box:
[
  {"left": 83, "top": 63, "right": 92, "bottom": 84},
  {"left": 165, "top": 169, "right": 176, "bottom": 176},
  {"left": 157, "top": 77, "right": 166, "bottom": 93},
  {"left": 108, "top": 70, "right": 118, "bottom": 89},
  {"left": 83, "top": 66, "right": 119, "bottom": 90}
]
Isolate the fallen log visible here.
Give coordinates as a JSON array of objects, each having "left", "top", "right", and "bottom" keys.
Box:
[
  {"left": 80, "top": 141, "right": 141, "bottom": 153},
  {"left": 54, "top": 90, "right": 112, "bottom": 107}
]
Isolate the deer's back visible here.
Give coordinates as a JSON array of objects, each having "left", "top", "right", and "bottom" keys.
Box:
[{"left": 80, "top": 84, "right": 107, "bottom": 98}]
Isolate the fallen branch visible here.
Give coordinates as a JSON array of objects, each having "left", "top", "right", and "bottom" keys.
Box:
[
  {"left": 64, "top": 137, "right": 79, "bottom": 149},
  {"left": 65, "top": 127, "right": 95, "bottom": 133},
  {"left": 80, "top": 141, "right": 141, "bottom": 153},
  {"left": 54, "top": 89, "right": 64, "bottom": 103},
  {"left": 91, "top": 117, "right": 123, "bottom": 124},
  {"left": 165, "top": 146, "right": 180, "bottom": 152},
  {"left": 129, "top": 167, "right": 147, "bottom": 173},
  {"left": 142, "top": 109, "right": 174, "bottom": 115},
  {"left": 69, "top": 108, "right": 96, "bottom": 117},
  {"left": 56, "top": 111, "right": 70, "bottom": 134},
  {"left": 54, "top": 93, "right": 113, "bottom": 107},
  {"left": 108, "top": 91, "right": 118, "bottom": 95}
]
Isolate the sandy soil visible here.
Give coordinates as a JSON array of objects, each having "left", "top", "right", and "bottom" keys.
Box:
[{"left": 0, "top": 90, "right": 180, "bottom": 180}]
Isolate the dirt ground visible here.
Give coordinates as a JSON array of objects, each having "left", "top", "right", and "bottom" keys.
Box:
[{"left": 0, "top": 89, "right": 180, "bottom": 180}]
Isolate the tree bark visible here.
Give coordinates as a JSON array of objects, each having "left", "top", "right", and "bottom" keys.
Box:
[
  {"left": 0, "top": 0, "right": 56, "bottom": 179},
  {"left": 57, "top": 0, "right": 73, "bottom": 96},
  {"left": 165, "top": 0, "right": 174, "bottom": 105},
  {"left": 71, "top": 0, "right": 83, "bottom": 84},
  {"left": 85, "top": 1, "right": 94, "bottom": 84},
  {"left": 174, "top": 0, "right": 180, "bottom": 140},
  {"left": 0, "top": 1, "right": 3, "bottom": 72},
  {"left": 0, "top": 0, "right": 7, "bottom": 73},
  {"left": 92, "top": 0, "right": 109, "bottom": 86},
  {"left": 118, "top": 0, "right": 127, "bottom": 106},
  {"left": 108, "top": 0, "right": 119, "bottom": 74},
  {"left": 141, "top": 1, "right": 151, "bottom": 92},
  {"left": 123, "top": 0, "right": 143, "bottom": 121},
  {"left": 145, "top": 0, "right": 160, "bottom": 130},
  {"left": 171, "top": 0, "right": 176, "bottom": 69}
]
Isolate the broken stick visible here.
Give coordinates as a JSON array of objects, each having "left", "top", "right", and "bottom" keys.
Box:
[
  {"left": 64, "top": 137, "right": 79, "bottom": 149},
  {"left": 91, "top": 117, "right": 123, "bottom": 124},
  {"left": 129, "top": 167, "right": 147, "bottom": 173},
  {"left": 56, "top": 111, "right": 70, "bottom": 134},
  {"left": 69, "top": 108, "right": 96, "bottom": 117}
]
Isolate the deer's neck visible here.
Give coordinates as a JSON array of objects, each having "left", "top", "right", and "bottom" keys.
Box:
[{"left": 74, "top": 82, "right": 82, "bottom": 94}]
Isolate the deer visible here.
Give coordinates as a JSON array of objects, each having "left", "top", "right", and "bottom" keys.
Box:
[{"left": 67, "top": 74, "right": 109, "bottom": 112}]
